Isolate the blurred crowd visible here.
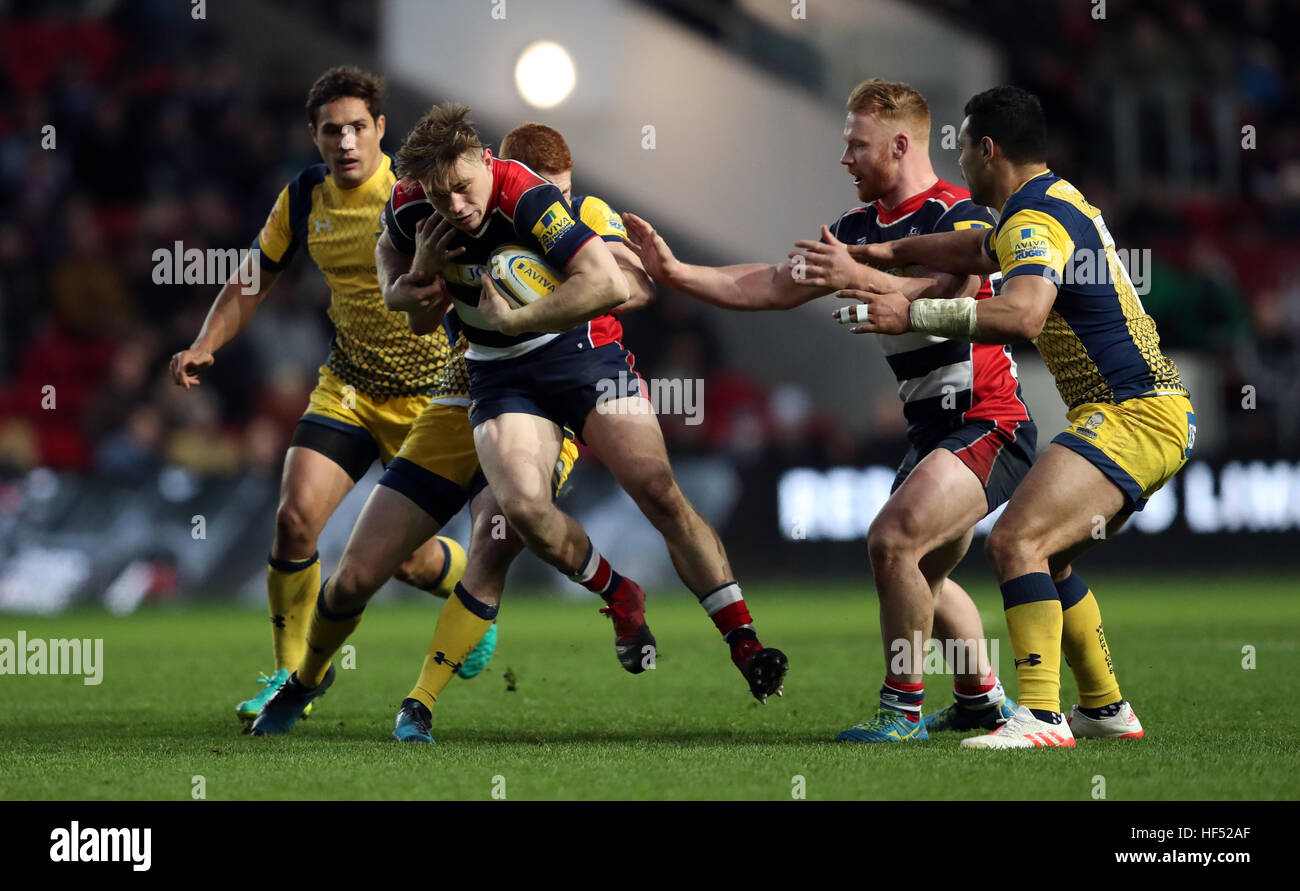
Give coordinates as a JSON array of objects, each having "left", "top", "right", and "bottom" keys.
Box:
[{"left": 1, "top": 1, "right": 1297, "bottom": 485}]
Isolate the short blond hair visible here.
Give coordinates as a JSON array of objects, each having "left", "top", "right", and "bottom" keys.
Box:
[
  {"left": 396, "top": 102, "right": 484, "bottom": 185},
  {"left": 846, "top": 79, "right": 931, "bottom": 142}
]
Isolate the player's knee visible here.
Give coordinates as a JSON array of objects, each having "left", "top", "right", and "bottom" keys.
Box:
[
  {"left": 630, "top": 466, "right": 684, "bottom": 525},
  {"left": 332, "top": 555, "right": 386, "bottom": 607},
  {"left": 866, "top": 511, "right": 920, "bottom": 570},
  {"left": 274, "top": 500, "right": 319, "bottom": 555},
  {"left": 393, "top": 555, "right": 432, "bottom": 590},
  {"left": 499, "top": 493, "right": 553, "bottom": 541},
  {"left": 984, "top": 525, "right": 1028, "bottom": 576}
]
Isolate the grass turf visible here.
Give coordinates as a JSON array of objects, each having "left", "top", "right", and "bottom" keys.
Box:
[{"left": 1, "top": 574, "right": 1296, "bottom": 801}]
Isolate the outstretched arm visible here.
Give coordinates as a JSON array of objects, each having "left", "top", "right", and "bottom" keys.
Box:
[
  {"left": 169, "top": 252, "right": 278, "bottom": 388},
  {"left": 834, "top": 273, "right": 1056, "bottom": 344},
  {"left": 849, "top": 226, "right": 999, "bottom": 276},
  {"left": 622, "top": 212, "right": 826, "bottom": 311}
]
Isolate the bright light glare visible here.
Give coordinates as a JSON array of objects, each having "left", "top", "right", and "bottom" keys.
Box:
[{"left": 515, "top": 41, "right": 576, "bottom": 109}]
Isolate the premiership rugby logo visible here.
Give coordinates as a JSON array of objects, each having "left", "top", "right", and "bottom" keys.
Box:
[{"left": 1012, "top": 226, "right": 1049, "bottom": 261}]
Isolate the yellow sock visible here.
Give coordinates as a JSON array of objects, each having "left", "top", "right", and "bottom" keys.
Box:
[
  {"left": 267, "top": 553, "right": 320, "bottom": 672},
  {"left": 1000, "top": 573, "right": 1064, "bottom": 713},
  {"left": 408, "top": 583, "right": 497, "bottom": 711},
  {"left": 425, "top": 536, "right": 467, "bottom": 600},
  {"left": 299, "top": 589, "right": 364, "bottom": 688},
  {"left": 1057, "top": 573, "right": 1122, "bottom": 709}
]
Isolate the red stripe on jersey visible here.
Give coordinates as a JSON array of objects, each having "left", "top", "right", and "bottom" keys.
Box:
[
  {"left": 965, "top": 272, "right": 1030, "bottom": 426},
  {"left": 491, "top": 157, "right": 548, "bottom": 221},
  {"left": 390, "top": 177, "right": 426, "bottom": 210}
]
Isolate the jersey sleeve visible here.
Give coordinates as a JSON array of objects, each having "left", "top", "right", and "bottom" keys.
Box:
[
  {"left": 382, "top": 179, "right": 433, "bottom": 255},
  {"left": 513, "top": 183, "right": 598, "bottom": 269},
  {"left": 576, "top": 195, "right": 628, "bottom": 242},
  {"left": 934, "top": 199, "right": 996, "bottom": 234},
  {"left": 992, "top": 206, "right": 1075, "bottom": 284},
  {"left": 255, "top": 185, "right": 296, "bottom": 271}
]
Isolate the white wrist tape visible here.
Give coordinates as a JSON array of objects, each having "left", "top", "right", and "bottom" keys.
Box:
[
  {"left": 835, "top": 304, "right": 869, "bottom": 325},
  {"left": 908, "top": 297, "right": 979, "bottom": 340}
]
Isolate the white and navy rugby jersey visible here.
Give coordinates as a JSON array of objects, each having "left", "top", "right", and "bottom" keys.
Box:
[
  {"left": 828, "top": 179, "right": 1030, "bottom": 445},
  {"left": 382, "top": 157, "right": 624, "bottom": 361}
]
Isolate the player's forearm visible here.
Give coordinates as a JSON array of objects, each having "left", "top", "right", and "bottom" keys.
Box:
[
  {"left": 614, "top": 266, "right": 655, "bottom": 313},
  {"left": 377, "top": 237, "right": 417, "bottom": 310},
  {"left": 500, "top": 268, "right": 627, "bottom": 335},
  {"left": 191, "top": 266, "right": 275, "bottom": 353},
  {"left": 669, "top": 262, "right": 816, "bottom": 311},
  {"left": 862, "top": 266, "right": 978, "bottom": 302},
  {"left": 909, "top": 284, "right": 1048, "bottom": 344},
  {"left": 883, "top": 228, "right": 998, "bottom": 276}
]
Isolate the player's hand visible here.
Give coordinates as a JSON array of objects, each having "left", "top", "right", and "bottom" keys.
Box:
[
  {"left": 411, "top": 215, "right": 465, "bottom": 280},
  {"left": 620, "top": 212, "right": 681, "bottom": 284},
  {"left": 789, "top": 225, "right": 862, "bottom": 290},
  {"left": 831, "top": 284, "right": 911, "bottom": 335},
  {"left": 477, "top": 273, "right": 515, "bottom": 334},
  {"left": 169, "top": 348, "right": 214, "bottom": 389},
  {"left": 846, "top": 241, "right": 895, "bottom": 269},
  {"left": 389, "top": 272, "right": 449, "bottom": 312}
]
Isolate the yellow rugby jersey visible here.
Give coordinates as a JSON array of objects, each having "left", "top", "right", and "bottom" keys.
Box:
[
  {"left": 256, "top": 154, "right": 464, "bottom": 400},
  {"left": 985, "top": 171, "right": 1185, "bottom": 409}
]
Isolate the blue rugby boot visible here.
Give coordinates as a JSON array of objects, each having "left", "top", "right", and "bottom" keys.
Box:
[
  {"left": 248, "top": 666, "right": 335, "bottom": 736},
  {"left": 836, "top": 707, "right": 929, "bottom": 743},
  {"left": 392, "top": 698, "right": 435, "bottom": 743}
]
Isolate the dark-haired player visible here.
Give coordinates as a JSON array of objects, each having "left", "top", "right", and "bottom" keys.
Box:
[
  {"left": 842, "top": 86, "right": 1193, "bottom": 748},
  {"left": 371, "top": 104, "right": 786, "bottom": 718},
  {"left": 624, "top": 78, "right": 1023, "bottom": 744},
  {"left": 169, "top": 67, "right": 483, "bottom": 723}
]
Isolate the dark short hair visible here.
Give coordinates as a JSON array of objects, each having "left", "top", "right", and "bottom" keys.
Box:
[
  {"left": 963, "top": 86, "right": 1047, "bottom": 165},
  {"left": 305, "top": 66, "right": 384, "bottom": 127}
]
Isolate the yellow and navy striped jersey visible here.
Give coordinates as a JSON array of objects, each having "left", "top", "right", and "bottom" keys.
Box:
[
  {"left": 256, "top": 153, "right": 465, "bottom": 400},
  {"left": 986, "top": 171, "right": 1185, "bottom": 409}
]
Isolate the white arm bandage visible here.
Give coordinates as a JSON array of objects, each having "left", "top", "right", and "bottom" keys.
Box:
[{"left": 908, "top": 297, "right": 979, "bottom": 341}]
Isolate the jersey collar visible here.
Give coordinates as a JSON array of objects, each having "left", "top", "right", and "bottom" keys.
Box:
[{"left": 874, "top": 179, "right": 943, "bottom": 225}]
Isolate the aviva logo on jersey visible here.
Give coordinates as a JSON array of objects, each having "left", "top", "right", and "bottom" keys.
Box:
[
  {"left": 1012, "top": 226, "right": 1049, "bottom": 261},
  {"left": 532, "top": 201, "right": 576, "bottom": 252}
]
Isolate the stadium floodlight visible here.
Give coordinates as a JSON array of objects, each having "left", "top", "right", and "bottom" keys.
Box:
[{"left": 515, "top": 41, "right": 576, "bottom": 109}]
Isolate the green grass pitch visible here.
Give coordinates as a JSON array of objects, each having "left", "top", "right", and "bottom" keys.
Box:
[{"left": 1, "top": 574, "right": 1297, "bottom": 800}]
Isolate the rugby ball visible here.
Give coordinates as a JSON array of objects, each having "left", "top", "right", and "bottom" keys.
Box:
[{"left": 489, "top": 243, "right": 560, "bottom": 308}]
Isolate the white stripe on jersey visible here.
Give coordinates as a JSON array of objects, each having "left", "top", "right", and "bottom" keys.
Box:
[
  {"left": 875, "top": 330, "right": 947, "bottom": 356},
  {"left": 465, "top": 333, "right": 559, "bottom": 361},
  {"left": 897, "top": 360, "right": 974, "bottom": 403}
]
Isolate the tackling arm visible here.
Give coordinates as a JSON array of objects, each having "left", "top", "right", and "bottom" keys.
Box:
[{"left": 851, "top": 226, "right": 1000, "bottom": 277}]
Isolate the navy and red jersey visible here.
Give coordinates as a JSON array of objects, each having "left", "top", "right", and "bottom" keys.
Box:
[
  {"left": 828, "top": 179, "right": 1031, "bottom": 446},
  {"left": 382, "top": 156, "right": 623, "bottom": 361}
]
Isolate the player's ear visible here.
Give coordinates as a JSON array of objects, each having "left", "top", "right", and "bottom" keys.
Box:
[
  {"left": 375, "top": 114, "right": 386, "bottom": 140},
  {"left": 893, "top": 131, "right": 908, "bottom": 158}
]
